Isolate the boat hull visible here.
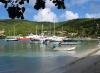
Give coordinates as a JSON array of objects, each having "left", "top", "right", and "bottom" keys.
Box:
[
  {"left": 54, "top": 46, "right": 76, "bottom": 51},
  {"left": 5, "top": 39, "right": 18, "bottom": 41},
  {"left": 17, "top": 38, "right": 31, "bottom": 41}
]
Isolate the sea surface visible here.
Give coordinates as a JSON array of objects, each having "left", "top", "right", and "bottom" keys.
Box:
[{"left": 0, "top": 40, "right": 99, "bottom": 73}]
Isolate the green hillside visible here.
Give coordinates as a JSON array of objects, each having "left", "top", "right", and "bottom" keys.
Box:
[
  {"left": 0, "top": 18, "right": 100, "bottom": 38},
  {"left": 0, "top": 19, "right": 57, "bottom": 36}
]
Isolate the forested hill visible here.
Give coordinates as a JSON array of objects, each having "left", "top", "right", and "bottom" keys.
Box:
[
  {"left": 57, "top": 18, "right": 100, "bottom": 37},
  {"left": 0, "top": 18, "right": 100, "bottom": 37}
]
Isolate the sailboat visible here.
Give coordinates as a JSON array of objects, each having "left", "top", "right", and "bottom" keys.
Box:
[
  {"left": 5, "top": 25, "right": 18, "bottom": 41},
  {"left": 47, "top": 22, "right": 65, "bottom": 42},
  {"left": 31, "top": 24, "right": 40, "bottom": 41},
  {"left": 31, "top": 24, "right": 46, "bottom": 43},
  {"left": 31, "top": 24, "right": 50, "bottom": 43},
  {"left": 17, "top": 26, "right": 37, "bottom": 41},
  {"left": 38, "top": 24, "right": 48, "bottom": 43}
]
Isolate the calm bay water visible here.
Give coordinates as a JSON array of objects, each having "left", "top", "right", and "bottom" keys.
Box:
[{"left": 0, "top": 40, "right": 99, "bottom": 73}]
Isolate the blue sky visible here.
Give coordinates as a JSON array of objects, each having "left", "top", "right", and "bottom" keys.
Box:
[{"left": 0, "top": 0, "right": 100, "bottom": 22}]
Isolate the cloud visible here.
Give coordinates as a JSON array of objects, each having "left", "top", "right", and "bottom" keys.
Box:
[
  {"left": 45, "top": 0, "right": 55, "bottom": 8},
  {"left": 85, "top": 13, "right": 100, "bottom": 18},
  {"left": 65, "top": 11, "right": 79, "bottom": 20},
  {"left": 33, "top": 8, "right": 58, "bottom": 22}
]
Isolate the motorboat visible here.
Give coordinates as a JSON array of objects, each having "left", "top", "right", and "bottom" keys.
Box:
[
  {"left": 5, "top": 36, "right": 18, "bottom": 41},
  {"left": 53, "top": 45, "right": 76, "bottom": 51},
  {"left": 5, "top": 26, "right": 18, "bottom": 41},
  {"left": 5, "top": 38, "right": 18, "bottom": 41}
]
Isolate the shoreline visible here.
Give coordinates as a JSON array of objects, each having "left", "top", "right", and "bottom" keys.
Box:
[{"left": 0, "top": 37, "right": 100, "bottom": 41}]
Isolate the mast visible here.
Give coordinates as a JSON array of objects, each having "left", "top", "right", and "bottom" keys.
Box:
[
  {"left": 54, "top": 19, "right": 55, "bottom": 36},
  {"left": 36, "top": 24, "right": 37, "bottom": 35},
  {"left": 41, "top": 24, "right": 44, "bottom": 35},
  {"left": 13, "top": 25, "right": 15, "bottom": 36},
  {"left": 61, "top": 9, "right": 65, "bottom": 36},
  {"left": 62, "top": 24, "right": 63, "bottom": 36},
  {"left": 40, "top": 11, "right": 44, "bottom": 35},
  {"left": 9, "top": 30, "right": 10, "bottom": 36},
  {"left": 42, "top": 24, "right": 43, "bottom": 34},
  {"left": 49, "top": 23, "right": 51, "bottom": 36}
]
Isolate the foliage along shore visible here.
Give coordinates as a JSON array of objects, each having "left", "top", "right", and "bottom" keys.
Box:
[{"left": 0, "top": 18, "right": 100, "bottom": 38}]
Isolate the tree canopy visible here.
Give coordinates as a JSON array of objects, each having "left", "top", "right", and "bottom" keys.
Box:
[{"left": 0, "top": 0, "right": 66, "bottom": 19}]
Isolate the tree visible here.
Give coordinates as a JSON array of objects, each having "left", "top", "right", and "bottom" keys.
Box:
[{"left": 0, "top": 0, "right": 65, "bottom": 19}]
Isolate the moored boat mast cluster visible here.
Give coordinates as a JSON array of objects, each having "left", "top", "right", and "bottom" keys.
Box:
[{"left": 5, "top": 23, "right": 66, "bottom": 42}]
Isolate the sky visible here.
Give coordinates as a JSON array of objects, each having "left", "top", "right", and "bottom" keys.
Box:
[{"left": 0, "top": 0, "right": 100, "bottom": 22}]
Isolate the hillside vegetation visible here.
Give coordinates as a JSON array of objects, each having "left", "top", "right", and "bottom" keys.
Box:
[{"left": 0, "top": 18, "right": 100, "bottom": 38}]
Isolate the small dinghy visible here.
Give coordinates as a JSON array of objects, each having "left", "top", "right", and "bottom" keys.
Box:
[
  {"left": 5, "top": 38, "right": 18, "bottom": 41},
  {"left": 54, "top": 45, "right": 76, "bottom": 51}
]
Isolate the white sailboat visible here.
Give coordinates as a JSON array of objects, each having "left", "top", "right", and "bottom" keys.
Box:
[
  {"left": 31, "top": 24, "right": 40, "bottom": 41},
  {"left": 47, "top": 21, "right": 65, "bottom": 42},
  {"left": 39, "top": 24, "right": 47, "bottom": 43},
  {"left": 5, "top": 25, "right": 18, "bottom": 41},
  {"left": 31, "top": 24, "right": 47, "bottom": 43}
]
